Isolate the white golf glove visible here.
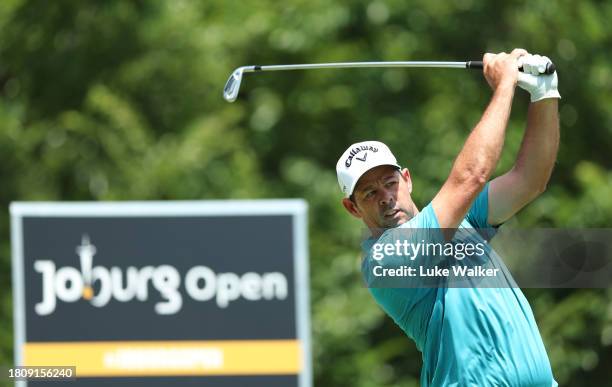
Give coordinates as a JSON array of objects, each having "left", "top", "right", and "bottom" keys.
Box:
[{"left": 517, "top": 54, "right": 561, "bottom": 102}]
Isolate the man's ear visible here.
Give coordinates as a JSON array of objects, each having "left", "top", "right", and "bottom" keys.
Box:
[
  {"left": 342, "top": 198, "right": 362, "bottom": 219},
  {"left": 401, "top": 168, "right": 413, "bottom": 194}
]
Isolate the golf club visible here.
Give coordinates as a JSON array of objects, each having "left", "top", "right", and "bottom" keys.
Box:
[{"left": 223, "top": 60, "right": 556, "bottom": 102}]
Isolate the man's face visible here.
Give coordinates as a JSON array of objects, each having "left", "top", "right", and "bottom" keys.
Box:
[{"left": 342, "top": 165, "right": 414, "bottom": 230}]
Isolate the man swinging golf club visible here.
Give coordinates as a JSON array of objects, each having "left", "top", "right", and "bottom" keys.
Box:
[{"left": 336, "top": 49, "right": 560, "bottom": 386}]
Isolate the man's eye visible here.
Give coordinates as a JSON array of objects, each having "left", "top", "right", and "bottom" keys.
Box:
[
  {"left": 365, "top": 190, "right": 376, "bottom": 199},
  {"left": 386, "top": 181, "right": 397, "bottom": 187}
]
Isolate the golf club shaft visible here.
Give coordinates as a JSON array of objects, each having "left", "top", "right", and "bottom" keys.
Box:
[
  {"left": 246, "top": 61, "right": 469, "bottom": 72},
  {"left": 244, "top": 61, "right": 555, "bottom": 74}
]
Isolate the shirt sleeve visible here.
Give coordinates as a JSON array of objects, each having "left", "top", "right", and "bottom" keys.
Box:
[{"left": 465, "top": 182, "right": 498, "bottom": 239}]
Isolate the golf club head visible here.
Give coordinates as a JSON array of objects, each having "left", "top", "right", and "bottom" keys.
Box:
[{"left": 223, "top": 67, "right": 245, "bottom": 102}]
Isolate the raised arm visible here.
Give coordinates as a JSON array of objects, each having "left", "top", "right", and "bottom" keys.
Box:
[
  {"left": 487, "top": 99, "right": 559, "bottom": 225},
  {"left": 487, "top": 54, "right": 561, "bottom": 226},
  {"left": 431, "top": 49, "right": 526, "bottom": 231}
]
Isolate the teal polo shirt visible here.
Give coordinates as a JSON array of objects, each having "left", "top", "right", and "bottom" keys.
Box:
[{"left": 362, "top": 184, "right": 557, "bottom": 386}]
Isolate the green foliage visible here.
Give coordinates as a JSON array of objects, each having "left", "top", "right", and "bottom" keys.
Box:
[{"left": 0, "top": 1, "right": 611, "bottom": 386}]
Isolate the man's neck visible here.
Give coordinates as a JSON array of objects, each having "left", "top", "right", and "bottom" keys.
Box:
[{"left": 368, "top": 203, "right": 420, "bottom": 238}]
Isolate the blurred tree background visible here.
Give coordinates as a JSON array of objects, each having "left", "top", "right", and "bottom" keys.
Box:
[{"left": 1, "top": 0, "right": 611, "bottom": 386}]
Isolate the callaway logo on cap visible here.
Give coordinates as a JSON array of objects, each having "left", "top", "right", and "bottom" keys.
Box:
[{"left": 336, "top": 141, "right": 400, "bottom": 197}]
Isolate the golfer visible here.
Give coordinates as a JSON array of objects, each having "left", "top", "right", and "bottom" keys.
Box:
[{"left": 336, "top": 49, "right": 559, "bottom": 386}]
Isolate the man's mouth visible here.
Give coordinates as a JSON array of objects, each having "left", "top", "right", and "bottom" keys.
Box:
[{"left": 384, "top": 209, "right": 400, "bottom": 218}]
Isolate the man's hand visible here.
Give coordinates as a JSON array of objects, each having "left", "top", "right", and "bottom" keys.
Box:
[
  {"left": 517, "top": 54, "right": 561, "bottom": 102},
  {"left": 483, "top": 48, "right": 527, "bottom": 90}
]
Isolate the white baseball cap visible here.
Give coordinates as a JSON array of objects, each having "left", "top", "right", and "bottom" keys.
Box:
[{"left": 336, "top": 140, "right": 401, "bottom": 197}]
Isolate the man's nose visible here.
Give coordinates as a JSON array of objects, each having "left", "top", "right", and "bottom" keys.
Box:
[{"left": 379, "top": 188, "right": 395, "bottom": 207}]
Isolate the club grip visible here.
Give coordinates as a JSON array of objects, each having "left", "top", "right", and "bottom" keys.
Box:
[{"left": 466, "top": 60, "right": 556, "bottom": 75}]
